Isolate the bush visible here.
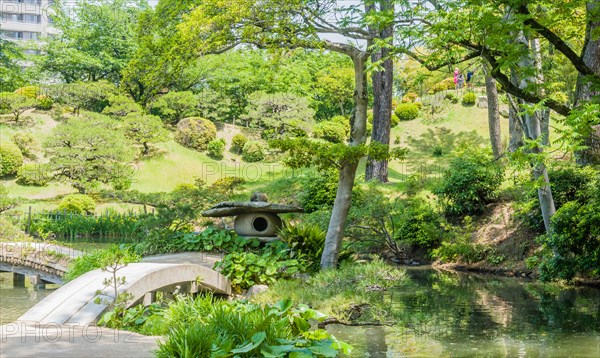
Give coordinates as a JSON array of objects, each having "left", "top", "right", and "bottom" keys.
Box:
[
  {"left": 17, "top": 164, "right": 50, "bottom": 186},
  {"left": 175, "top": 117, "right": 217, "bottom": 151},
  {"left": 516, "top": 164, "right": 597, "bottom": 232},
  {"left": 35, "top": 95, "right": 54, "bottom": 110},
  {"left": 313, "top": 120, "right": 347, "bottom": 143},
  {"left": 0, "top": 144, "right": 24, "bottom": 177},
  {"left": 57, "top": 194, "right": 97, "bottom": 214},
  {"left": 12, "top": 132, "right": 37, "bottom": 159},
  {"left": 435, "top": 147, "right": 504, "bottom": 216},
  {"left": 394, "top": 103, "right": 419, "bottom": 121},
  {"left": 231, "top": 133, "right": 248, "bottom": 154},
  {"left": 299, "top": 171, "right": 339, "bottom": 213},
  {"left": 207, "top": 138, "right": 226, "bottom": 159},
  {"left": 462, "top": 92, "right": 477, "bottom": 106},
  {"left": 242, "top": 140, "right": 266, "bottom": 162},
  {"left": 391, "top": 113, "right": 401, "bottom": 127},
  {"left": 535, "top": 187, "right": 600, "bottom": 281},
  {"left": 15, "top": 86, "right": 41, "bottom": 98},
  {"left": 445, "top": 92, "right": 459, "bottom": 104}
]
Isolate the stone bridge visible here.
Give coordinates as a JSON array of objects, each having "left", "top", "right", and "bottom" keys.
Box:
[
  {"left": 0, "top": 242, "right": 83, "bottom": 285},
  {"left": 18, "top": 262, "right": 231, "bottom": 326}
]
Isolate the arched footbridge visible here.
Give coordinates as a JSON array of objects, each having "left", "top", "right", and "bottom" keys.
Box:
[
  {"left": 0, "top": 242, "right": 82, "bottom": 284},
  {"left": 18, "top": 262, "right": 231, "bottom": 326}
]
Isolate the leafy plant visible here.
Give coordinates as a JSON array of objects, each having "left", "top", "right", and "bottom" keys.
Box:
[
  {"left": 17, "top": 163, "right": 51, "bottom": 186},
  {"left": 64, "top": 245, "right": 141, "bottom": 281},
  {"left": 279, "top": 222, "right": 326, "bottom": 272},
  {"left": 215, "top": 241, "right": 303, "bottom": 292},
  {"left": 12, "top": 132, "right": 38, "bottom": 159},
  {"left": 313, "top": 120, "right": 347, "bottom": 143}
]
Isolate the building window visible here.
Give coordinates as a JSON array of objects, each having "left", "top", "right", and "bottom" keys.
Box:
[{"left": 0, "top": 30, "right": 41, "bottom": 40}]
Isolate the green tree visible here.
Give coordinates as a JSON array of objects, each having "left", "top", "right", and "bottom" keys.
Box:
[
  {"left": 241, "top": 92, "right": 315, "bottom": 138},
  {"left": 122, "top": 113, "right": 169, "bottom": 155},
  {"left": 40, "top": 0, "right": 147, "bottom": 82},
  {"left": 0, "top": 39, "right": 24, "bottom": 91},
  {"left": 148, "top": 91, "right": 198, "bottom": 125},
  {"left": 0, "top": 93, "right": 35, "bottom": 122},
  {"left": 45, "top": 115, "right": 135, "bottom": 193}
]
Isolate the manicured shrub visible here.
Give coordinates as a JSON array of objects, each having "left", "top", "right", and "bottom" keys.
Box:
[
  {"left": 395, "top": 103, "right": 419, "bottom": 121},
  {"left": 12, "top": 132, "right": 37, "bottom": 159},
  {"left": 0, "top": 144, "right": 24, "bottom": 177},
  {"left": 17, "top": 163, "right": 50, "bottom": 186},
  {"left": 241, "top": 140, "right": 266, "bottom": 162},
  {"left": 101, "top": 95, "right": 143, "bottom": 118},
  {"left": 14, "top": 86, "right": 41, "bottom": 98},
  {"left": 231, "top": 133, "right": 248, "bottom": 154},
  {"left": 35, "top": 95, "right": 54, "bottom": 110},
  {"left": 367, "top": 112, "right": 400, "bottom": 128},
  {"left": 175, "top": 117, "right": 217, "bottom": 151},
  {"left": 391, "top": 113, "right": 401, "bottom": 127},
  {"left": 413, "top": 102, "right": 423, "bottom": 110},
  {"left": 57, "top": 194, "right": 96, "bottom": 214},
  {"left": 435, "top": 147, "right": 504, "bottom": 216},
  {"left": 313, "top": 120, "right": 347, "bottom": 143},
  {"left": 207, "top": 138, "right": 226, "bottom": 159},
  {"left": 462, "top": 92, "right": 477, "bottom": 106}
]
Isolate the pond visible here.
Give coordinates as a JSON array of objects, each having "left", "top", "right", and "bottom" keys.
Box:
[
  {"left": 0, "top": 272, "right": 58, "bottom": 325},
  {"left": 329, "top": 267, "right": 600, "bottom": 357}
]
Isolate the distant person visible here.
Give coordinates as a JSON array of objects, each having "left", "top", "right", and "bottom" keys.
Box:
[
  {"left": 457, "top": 73, "right": 465, "bottom": 89},
  {"left": 466, "top": 69, "right": 475, "bottom": 89},
  {"left": 453, "top": 67, "right": 460, "bottom": 89}
]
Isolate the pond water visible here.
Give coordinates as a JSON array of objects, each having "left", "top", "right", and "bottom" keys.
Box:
[
  {"left": 329, "top": 268, "right": 600, "bottom": 357},
  {"left": 1, "top": 269, "right": 599, "bottom": 357},
  {"left": 0, "top": 272, "right": 58, "bottom": 325}
]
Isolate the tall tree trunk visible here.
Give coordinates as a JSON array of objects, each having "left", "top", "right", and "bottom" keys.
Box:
[
  {"left": 483, "top": 64, "right": 502, "bottom": 158},
  {"left": 366, "top": 0, "right": 394, "bottom": 183},
  {"left": 321, "top": 49, "right": 369, "bottom": 269},
  {"left": 575, "top": 0, "right": 600, "bottom": 165},
  {"left": 516, "top": 31, "right": 557, "bottom": 233},
  {"left": 507, "top": 94, "right": 525, "bottom": 152},
  {"left": 531, "top": 37, "right": 551, "bottom": 146}
]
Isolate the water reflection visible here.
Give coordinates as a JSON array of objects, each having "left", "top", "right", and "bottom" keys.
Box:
[
  {"left": 0, "top": 272, "right": 57, "bottom": 324},
  {"left": 330, "top": 268, "right": 600, "bottom": 357}
]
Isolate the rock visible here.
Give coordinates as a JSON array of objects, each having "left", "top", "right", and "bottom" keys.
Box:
[
  {"left": 244, "top": 284, "right": 269, "bottom": 299},
  {"left": 500, "top": 109, "right": 509, "bottom": 118},
  {"left": 202, "top": 201, "right": 303, "bottom": 217},
  {"left": 477, "top": 96, "right": 488, "bottom": 108},
  {"left": 250, "top": 192, "right": 269, "bottom": 202}
]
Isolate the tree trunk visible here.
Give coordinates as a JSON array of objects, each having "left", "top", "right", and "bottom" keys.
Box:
[
  {"left": 575, "top": 0, "right": 600, "bottom": 165},
  {"left": 483, "top": 64, "right": 502, "bottom": 158},
  {"left": 321, "top": 50, "right": 369, "bottom": 269},
  {"left": 531, "top": 37, "right": 551, "bottom": 146},
  {"left": 516, "top": 30, "right": 556, "bottom": 233},
  {"left": 508, "top": 67, "right": 525, "bottom": 152},
  {"left": 365, "top": 0, "right": 393, "bottom": 183}
]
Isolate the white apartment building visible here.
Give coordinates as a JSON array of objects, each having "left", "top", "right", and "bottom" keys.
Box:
[{"left": 0, "top": 0, "right": 58, "bottom": 54}]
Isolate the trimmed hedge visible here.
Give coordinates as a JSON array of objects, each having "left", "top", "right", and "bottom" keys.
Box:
[
  {"left": 395, "top": 103, "right": 419, "bottom": 121},
  {"left": 313, "top": 121, "right": 347, "bottom": 143},
  {"left": 175, "top": 117, "right": 217, "bottom": 151},
  {"left": 57, "top": 194, "right": 97, "bottom": 214},
  {"left": 0, "top": 144, "right": 24, "bottom": 177},
  {"left": 242, "top": 141, "right": 266, "bottom": 162}
]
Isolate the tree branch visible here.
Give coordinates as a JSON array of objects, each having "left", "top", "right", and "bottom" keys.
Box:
[{"left": 516, "top": 5, "right": 595, "bottom": 76}]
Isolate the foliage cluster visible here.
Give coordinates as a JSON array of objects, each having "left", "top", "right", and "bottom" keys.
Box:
[
  {"left": 57, "top": 194, "right": 97, "bottom": 214},
  {"left": 64, "top": 245, "right": 140, "bottom": 281},
  {"left": 0, "top": 144, "right": 24, "bottom": 177},
  {"left": 17, "top": 163, "right": 51, "bottom": 187},
  {"left": 231, "top": 133, "right": 249, "bottom": 154},
  {"left": 313, "top": 121, "right": 347, "bottom": 143},
  {"left": 394, "top": 103, "right": 420, "bottom": 121},
  {"left": 175, "top": 117, "right": 217, "bottom": 151},
  {"left": 242, "top": 140, "right": 266, "bottom": 162},
  {"left": 207, "top": 138, "right": 226, "bottom": 159},
  {"left": 435, "top": 147, "right": 504, "bottom": 217},
  {"left": 462, "top": 92, "right": 477, "bottom": 106}
]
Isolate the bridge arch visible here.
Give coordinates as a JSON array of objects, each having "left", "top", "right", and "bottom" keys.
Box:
[{"left": 18, "top": 263, "right": 231, "bottom": 326}]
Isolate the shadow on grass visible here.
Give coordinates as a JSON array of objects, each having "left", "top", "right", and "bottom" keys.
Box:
[{"left": 406, "top": 127, "right": 484, "bottom": 160}]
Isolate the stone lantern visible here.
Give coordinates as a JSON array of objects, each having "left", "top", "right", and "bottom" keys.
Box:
[{"left": 202, "top": 193, "right": 303, "bottom": 242}]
